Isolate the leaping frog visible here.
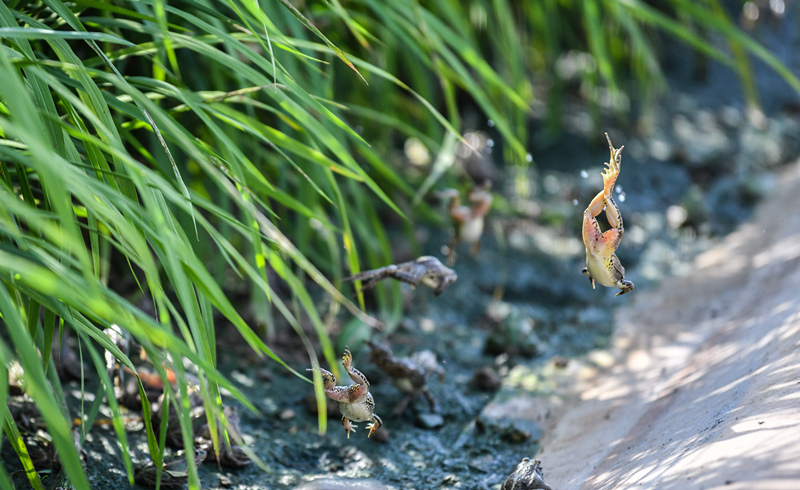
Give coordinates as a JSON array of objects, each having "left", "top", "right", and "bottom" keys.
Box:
[
  {"left": 437, "top": 182, "right": 493, "bottom": 265},
  {"left": 347, "top": 256, "right": 457, "bottom": 296},
  {"left": 581, "top": 133, "right": 634, "bottom": 297},
  {"left": 365, "top": 340, "right": 444, "bottom": 414},
  {"left": 309, "top": 347, "right": 383, "bottom": 439}
]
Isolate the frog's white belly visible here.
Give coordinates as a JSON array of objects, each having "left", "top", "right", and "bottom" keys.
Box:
[
  {"left": 460, "top": 218, "right": 484, "bottom": 244},
  {"left": 586, "top": 253, "right": 616, "bottom": 287},
  {"left": 338, "top": 395, "right": 374, "bottom": 422}
]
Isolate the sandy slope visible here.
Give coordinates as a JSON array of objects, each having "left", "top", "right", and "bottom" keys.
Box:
[{"left": 539, "top": 161, "right": 800, "bottom": 489}]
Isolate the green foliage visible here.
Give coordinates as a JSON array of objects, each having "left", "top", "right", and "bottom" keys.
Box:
[{"left": 0, "top": 0, "right": 796, "bottom": 488}]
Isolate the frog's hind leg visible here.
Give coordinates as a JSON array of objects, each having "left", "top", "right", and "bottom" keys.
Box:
[
  {"left": 592, "top": 134, "right": 626, "bottom": 254},
  {"left": 582, "top": 194, "right": 624, "bottom": 258},
  {"left": 341, "top": 347, "right": 370, "bottom": 402},
  {"left": 390, "top": 265, "right": 426, "bottom": 289},
  {"left": 602, "top": 133, "right": 623, "bottom": 199},
  {"left": 347, "top": 265, "right": 397, "bottom": 291},
  {"left": 599, "top": 194, "right": 624, "bottom": 253}
]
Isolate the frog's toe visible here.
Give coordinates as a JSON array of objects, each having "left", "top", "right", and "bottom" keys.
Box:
[
  {"left": 342, "top": 417, "right": 357, "bottom": 439},
  {"left": 366, "top": 415, "right": 383, "bottom": 438}
]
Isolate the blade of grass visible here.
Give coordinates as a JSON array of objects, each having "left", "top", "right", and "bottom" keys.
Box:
[{"left": 273, "top": 0, "right": 367, "bottom": 83}]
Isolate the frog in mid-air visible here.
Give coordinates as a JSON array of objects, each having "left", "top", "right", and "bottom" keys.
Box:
[
  {"left": 309, "top": 347, "right": 383, "bottom": 438},
  {"left": 347, "top": 256, "right": 457, "bottom": 296},
  {"left": 365, "top": 340, "right": 444, "bottom": 414},
  {"left": 582, "top": 133, "right": 634, "bottom": 297},
  {"left": 437, "top": 182, "right": 493, "bottom": 265}
]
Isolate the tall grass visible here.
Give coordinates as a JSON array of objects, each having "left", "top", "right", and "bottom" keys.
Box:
[{"left": 0, "top": 0, "right": 796, "bottom": 488}]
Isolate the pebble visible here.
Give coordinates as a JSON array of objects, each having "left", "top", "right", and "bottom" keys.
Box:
[
  {"left": 255, "top": 368, "right": 272, "bottom": 382},
  {"left": 415, "top": 413, "right": 445, "bottom": 430},
  {"left": 370, "top": 426, "right": 390, "bottom": 443},
  {"left": 551, "top": 355, "right": 569, "bottom": 369},
  {"left": 500, "top": 425, "right": 531, "bottom": 444},
  {"left": 471, "top": 366, "right": 502, "bottom": 392},
  {"left": 279, "top": 409, "right": 295, "bottom": 421}
]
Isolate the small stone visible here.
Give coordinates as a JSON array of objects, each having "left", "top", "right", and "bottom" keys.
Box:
[
  {"left": 420, "top": 318, "right": 436, "bottom": 332},
  {"left": 415, "top": 413, "right": 445, "bottom": 430},
  {"left": 551, "top": 356, "right": 569, "bottom": 369},
  {"left": 370, "top": 426, "right": 390, "bottom": 443},
  {"left": 441, "top": 474, "right": 458, "bottom": 485},
  {"left": 471, "top": 366, "right": 502, "bottom": 392},
  {"left": 501, "top": 426, "right": 531, "bottom": 444},
  {"left": 255, "top": 369, "right": 272, "bottom": 382},
  {"left": 279, "top": 409, "right": 295, "bottom": 421}
]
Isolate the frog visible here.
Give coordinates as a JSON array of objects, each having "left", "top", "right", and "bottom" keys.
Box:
[
  {"left": 134, "top": 448, "right": 207, "bottom": 488},
  {"left": 437, "top": 182, "right": 493, "bottom": 265},
  {"left": 365, "top": 340, "right": 444, "bottom": 414},
  {"left": 581, "top": 133, "right": 634, "bottom": 296},
  {"left": 501, "top": 458, "right": 553, "bottom": 490},
  {"left": 310, "top": 346, "right": 383, "bottom": 439},
  {"left": 347, "top": 256, "right": 457, "bottom": 296},
  {"left": 196, "top": 405, "right": 251, "bottom": 468},
  {"left": 484, "top": 306, "right": 543, "bottom": 358}
]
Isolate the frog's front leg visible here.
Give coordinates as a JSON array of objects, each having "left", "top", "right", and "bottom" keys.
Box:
[{"left": 309, "top": 367, "right": 337, "bottom": 391}]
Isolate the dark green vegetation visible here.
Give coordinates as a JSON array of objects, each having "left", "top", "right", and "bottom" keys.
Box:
[{"left": 0, "top": 1, "right": 797, "bottom": 489}]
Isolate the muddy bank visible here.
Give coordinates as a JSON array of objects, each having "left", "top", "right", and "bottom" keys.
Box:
[{"left": 536, "top": 159, "right": 800, "bottom": 489}]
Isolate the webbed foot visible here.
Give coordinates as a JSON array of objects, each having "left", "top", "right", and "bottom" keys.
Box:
[
  {"left": 342, "top": 346, "right": 353, "bottom": 371},
  {"left": 366, "top": 415, "right": 383, "bottom": 438},
  {"left": 615, "top": 280, "right": 634, "bottom": 296},
  {"left": 343, "top": 417, "right": 357, "bottom": 439},
  {"left": 308, "top": 367, "right": 336, "bottom": 389}
]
